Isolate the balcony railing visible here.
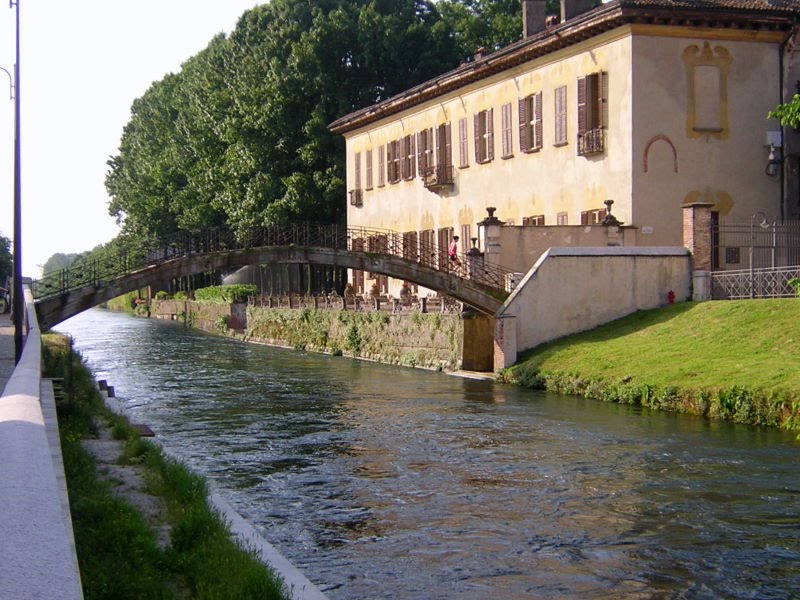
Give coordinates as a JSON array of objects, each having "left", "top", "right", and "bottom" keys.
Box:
[
  {"left": 422, "top": 164, "right": 454, "bottom": 191},
  {"left": 349, "top": 188, "right": 363, "bottom": 207},
  {"left": 577, "top": 128, "right": 605, "bottom": 156}
]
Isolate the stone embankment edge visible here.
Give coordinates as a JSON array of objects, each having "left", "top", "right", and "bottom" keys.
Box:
[
  {"left": 100, "top": 390, "right": 329, "bottom": 600},
  {"left": 0, "top": 289, "right": 84, "bottom": 600}
]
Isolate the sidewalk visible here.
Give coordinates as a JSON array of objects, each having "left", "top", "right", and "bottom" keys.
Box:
[{"left": 0, "top": 312, "right": 15, "bottom": 392}]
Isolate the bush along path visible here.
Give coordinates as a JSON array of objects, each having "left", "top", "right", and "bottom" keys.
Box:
[
  {"left": 43, "top": 333, "right": 289, "bottom": 600},
  {"left": 499, "top": 300, "right": 800, "bottom": 437}
]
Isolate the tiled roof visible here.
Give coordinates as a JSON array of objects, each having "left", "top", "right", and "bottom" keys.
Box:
[
  {"left": 329, "top": 0, "right": 799, "bottom": 133},
  {"left": 620, "top": 0, "right": 799, "bottom": 10}
]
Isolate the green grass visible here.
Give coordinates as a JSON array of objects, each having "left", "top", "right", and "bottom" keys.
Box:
[
  {"left": 502, "top": 300, "right": 800, "bottom": 431},
  {"left": 43, "top": 334, "right": 289, "bottom": 600}
]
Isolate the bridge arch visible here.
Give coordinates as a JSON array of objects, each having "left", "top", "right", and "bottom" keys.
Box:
[{"left": 35, "top": 246, "right": 506, "bottom": 329}]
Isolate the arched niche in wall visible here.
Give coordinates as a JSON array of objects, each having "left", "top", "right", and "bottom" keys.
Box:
[{"left": 643, "top": 134, "right": 678, "bottom": 173}]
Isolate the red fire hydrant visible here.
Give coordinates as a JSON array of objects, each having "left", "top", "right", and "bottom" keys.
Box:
[{"left": 667, "top": 290, "right": 675, "bottom": 304}]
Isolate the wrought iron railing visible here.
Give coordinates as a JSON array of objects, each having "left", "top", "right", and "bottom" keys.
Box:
[
  {"left": 711, "top": 265, "right": 800, "bottom": 300},
  {"left": 577, "top": 128, "right": 605, "bottom": 156},
  {"left": 422, "top": 164, "right": 454, "bottom": 190},
  {"left": 32, "top": 224, "right": 515, "bottom": 300}
]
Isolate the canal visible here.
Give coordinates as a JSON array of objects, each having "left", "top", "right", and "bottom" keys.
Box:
[{"left": 56, "top": 309, "right": 800, "bottom": 599}]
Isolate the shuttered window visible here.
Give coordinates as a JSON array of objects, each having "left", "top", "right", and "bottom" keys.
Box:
[
  {"left": 354, "top": 152, "right": 361, "bottom": 191},
  {"left": 436, "top": 123, "right": 452, "bottom": 167},
  {"left": 402, "top": 134, "right": 416, "bottom": 180},
  {"left": 519, "top": 92, "right": 542, "bottom": 153},
  {"left": 377, "top": 145, "right": 385, "bottom": 187},
  {"left": 577, "top": 72, "right": 605, "bottom": 134},
  {"left": 417, "top": 128, "right": 433, "bottom": 175},
  {"left": 501, "top": 102, "right": 513, "bottom": 159},
  {"left": 365, "top": 149, "right": 373, "bottom": 190},
  {"left": 458, "top": 118, "right": 469, "bottom": 168},
  {"left": 474, "top": 108, "right": 494, "bottom": 164},
  {"left": 554, "top": 85, "right": 567, "bottom": 146},
  {"left": 387, "top": 141, "right": 401, "bottom": 184}
]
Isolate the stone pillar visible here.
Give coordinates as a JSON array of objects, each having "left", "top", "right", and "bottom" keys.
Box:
[
  {"left": 493, "top": 314, "right": 517, "bottom": 372},
  {"left": 682, "top": 201, "right": 714, "bottom": 301}
]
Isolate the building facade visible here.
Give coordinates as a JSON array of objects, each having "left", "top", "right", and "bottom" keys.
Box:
[{"left": 330, "top": 0, "right": 800, "bottom": 296}]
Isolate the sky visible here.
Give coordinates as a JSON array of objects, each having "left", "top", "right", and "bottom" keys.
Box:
[{"left": 0, "top": 1, "right": 262, "bottom": 278}]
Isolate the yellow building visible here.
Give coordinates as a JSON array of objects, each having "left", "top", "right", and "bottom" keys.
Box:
[{"left": 330, "top": 0, "right": 800, "bottom": 296}]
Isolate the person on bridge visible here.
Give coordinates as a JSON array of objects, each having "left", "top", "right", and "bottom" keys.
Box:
[{"left": 448, "top": 236, "right": 462, "bottom": 273}]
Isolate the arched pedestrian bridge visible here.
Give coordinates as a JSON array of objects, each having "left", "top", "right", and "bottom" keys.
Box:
[{"left": 32, "top": 224, "right": 513, "bottom": 329}]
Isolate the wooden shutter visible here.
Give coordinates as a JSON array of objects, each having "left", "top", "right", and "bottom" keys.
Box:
[
  {"left": 533, "top": 92, "right": 543, "bottom": 150},
  {"left": 459, "top": 118, "right": 468, "bottom": 167},
  {"left": 577, "top": 76, "right": 587, "bottom": 136},
  {"left": 444, "top": 122, "right": 452, "bottom": 166},
  {"left": 354, "top": 152, "right": 361, "bottom": 190},
  {"left": 486, "top": 108, "right": 494, "bottom": 161},
  {"left": 378, "top": 144, "right": 385, "bottom": 187},
  {"left": 474, "top": 113, "right": 482, "bottom": 162},
  {"left": 596, "top": 71, "right": 606, "bottom": 129},
  {"left": 417, "top": 131, "right": 426, "bottom": 175},
  {"left": 519, "top": 97, "right": 530, "bottom": 152}
]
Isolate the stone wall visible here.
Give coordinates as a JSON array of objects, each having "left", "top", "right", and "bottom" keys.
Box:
[{"left": 152, "top": 300, "right": 470, "bottom": 372}]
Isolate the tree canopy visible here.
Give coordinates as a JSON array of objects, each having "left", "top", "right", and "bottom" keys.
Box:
[{"left": 105, "top": 0, "right": 531, "bottom": 244}]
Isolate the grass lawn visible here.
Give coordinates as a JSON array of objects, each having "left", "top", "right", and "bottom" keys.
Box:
[{"left": 504, "top": 299, "right": 800, "bottom": 430}]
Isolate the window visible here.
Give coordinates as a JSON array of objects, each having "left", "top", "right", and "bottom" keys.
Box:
[
  {"left": 474, "top": 108, "right": 494, "bottom": 164},
  {"left": 577, "top": 72, "right": 606, "bottom": 155},
  {"left": 378, "top": 145, "right": 385, "bottom": 187},
  {"left": 556, "top": 212, "right": 568, "bottom": 225},
  {"left": 402, "top": 134, "right": 416, "bottom": 180},
  {"left": 522, "top": 215, "right": 545, "bottom": 226},
  {"left": 354, "top": 152, "right": 361, "bottom": 190},
  {"left": 387, "top": 140, "right": 401, "bottom": 184},
  {"left": 417, "top": 128, "right": 433, "bottom": 176},
  {"left": 580, "top": 208, "right": 607, "bottom": 225},
  {"left": 424, "top": 123, "right": 454, "bottom": 190},
  {"left": 554, "top": 85, "right": 567, "bottom": 146},
  {"left": 501, "top": 102, "right": 513, "bottom": 159},
  {"left": 458, "top": 117, "right": 469, "bottom": 168},
  {"left": 365, "top": 149, "right": 373, "bottom": 190},
  {"left": 403, "top": 230, "right": 419, "bottom": 262},
  {"left": 437, "top": 227, "right": 453, "bottom": 270},
  {"left": 420, "top": 229, "right": 436, "bottom": 268},
  {"left": 519, "top": 92, "right": 543, "bottom": 153},
  {"left": 436, "top": 123, "right": 452, "bottom": 168}
]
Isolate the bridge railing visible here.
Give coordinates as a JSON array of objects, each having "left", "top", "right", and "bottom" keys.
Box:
[{"left": 32, "top": 224, "right": 515, "bottom": 300}]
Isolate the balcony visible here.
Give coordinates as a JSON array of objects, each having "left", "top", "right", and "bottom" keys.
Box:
[
  {"left": 349, "top": 188, "right": 363, "bottom": 208},
  {"left": 422, "top": 164, "right": 454, "bottom": 191},
  {"left": 577, "top": 128, "right": 605, "bottom": 156}
]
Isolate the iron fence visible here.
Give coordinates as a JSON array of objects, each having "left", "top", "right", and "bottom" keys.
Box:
[
  {"left": 711, "top": 265, "right": 800, "bottom": 300},
  {"left": 710, "top": 220, "right": 800, "bottom": 299}
]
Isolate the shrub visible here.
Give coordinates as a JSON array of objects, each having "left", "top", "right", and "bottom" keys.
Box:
[{"left": 195, "top": 284, "right": 257, "bottom": 303}]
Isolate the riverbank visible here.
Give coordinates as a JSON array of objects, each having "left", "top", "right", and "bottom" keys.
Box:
[
  {"left": 499, "top": 299, "right": 800, "bottom": 435},
  {"left": 42, "top": 333, "right": 292, "bottom": 600},
  {"left": 136, "top": 292, "right": 800, "bottom": 432}
]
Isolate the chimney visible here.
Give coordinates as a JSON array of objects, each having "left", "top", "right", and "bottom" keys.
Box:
[
  {"left": 560, "top": 0, "right": 593, "bottom": 22},
  {"left": 522, "top": 0, "right": 547, "bottom": 37}
]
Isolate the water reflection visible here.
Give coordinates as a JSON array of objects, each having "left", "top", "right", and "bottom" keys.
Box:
[{"left": 57, "top": 309, "right": 800, "bottom": 599}]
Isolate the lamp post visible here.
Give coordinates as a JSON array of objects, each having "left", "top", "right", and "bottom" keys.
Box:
[
  {"left": 9, "top": 0, "right": 21, "bottom": 362},
  {"left": 749, "top": 211, "right": 769, "bottom": 299}
]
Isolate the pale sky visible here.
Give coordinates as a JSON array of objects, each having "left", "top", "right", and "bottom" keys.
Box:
[{"left": 0, "top": 1, "right": 262, "bottom": 277}]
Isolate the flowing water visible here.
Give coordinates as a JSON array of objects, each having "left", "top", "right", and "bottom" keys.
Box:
[{"left": 56, "top": 309, "right": 800, "bottom": 599}]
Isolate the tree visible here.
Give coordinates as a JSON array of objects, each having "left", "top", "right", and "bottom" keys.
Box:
[
  {"left": 0, "top": 233, "right": 11, "bottom": 286},
  {"left": 768, "top": 94, "right": 800, "bottom": 129},
  {"left": 105, "top": 0, "right": 525, "bottom": 244}
]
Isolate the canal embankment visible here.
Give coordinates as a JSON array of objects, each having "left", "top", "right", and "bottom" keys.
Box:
[
  {"left": 144, "top": 293, "right": 800, "bottom": 433},
  {"left": 499, "top": 299, "right": 800, "bottom": 436}
]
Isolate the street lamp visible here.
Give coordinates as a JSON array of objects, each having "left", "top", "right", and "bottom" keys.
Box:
[
  {"left": 8, "top": 0, "right": 21, "bottom": 362},
  {"left": 749, "top": 211, "right": 770, "bottom": 299}
]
